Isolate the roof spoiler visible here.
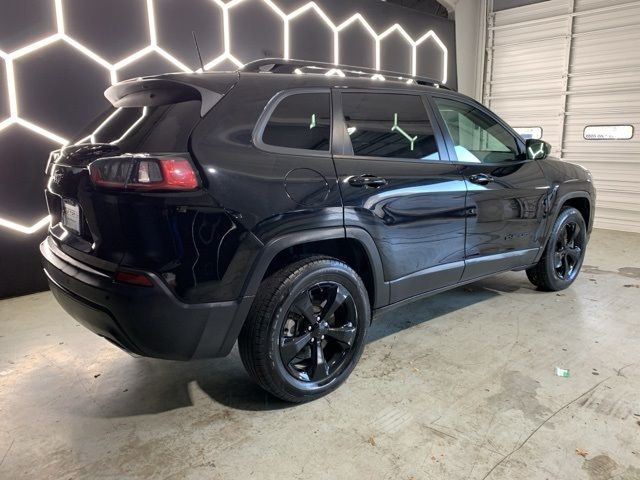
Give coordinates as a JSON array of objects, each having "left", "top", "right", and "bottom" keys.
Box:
[{"left": 104, "top": 77, "right": 228, "bottom": 117}]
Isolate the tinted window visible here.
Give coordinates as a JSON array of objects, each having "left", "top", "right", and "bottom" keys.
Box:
[
  {"left": 341, "top": 93, "right": 439, "bottom": 160},
  {"left": 434, "top": 97, "right": 521, "bottom": 164},
  {"left": 71, "top": 100, "right": 202, "bottom": 152},
  {"left": 262, "top": 93, "right": 331, "bottom": 151}
]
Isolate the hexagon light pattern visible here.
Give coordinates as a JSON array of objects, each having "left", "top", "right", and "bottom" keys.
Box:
[{"left": 0, "top": 0, "right": 449, "bottom": 235}]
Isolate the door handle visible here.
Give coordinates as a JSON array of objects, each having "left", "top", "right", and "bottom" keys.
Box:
[
  {"left": 468, "top": 173, "right": 494, "bottom": 185},
  {"left": 348, "top": 174, "right": 388, "bottom": 188}
]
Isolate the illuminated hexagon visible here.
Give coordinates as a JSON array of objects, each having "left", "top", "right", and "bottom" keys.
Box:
[
  {"left": 379, "top": 29, "right": 412, "bottom": 75},
  {"left": 14, "top": 42, "right": 111, "bottom": 139},
  {"left": 229, "top": 0, "right": 284, "bottom": 62},
  {"left": 0, "top": 124, "right": 60, "bottom": 225},
  {"left": 155, "top": 0, "right": 224, "bottom": 71},
  {"left": 288, "top": 7, "right": 334, "bottom": 64},
  {"left": 0, "top": 0, "right": 57, "bottom": 53},
  {"left": 0, "top": 58, "right": 9, "bottom": 120},
  {"left": 63, "top": 0, "right": 149, "bottom": 63},
  {"left": 415, "top": 33, "right": 448, "bottom": 83},
  {"left": 338, "top": 19, "right": 376, "bottom": 70},
  {"left": 117, "top": 51, "right": 185, "bottom": 81},
  {"left": 206, "top": 56, "right": 241, "bottom": 72}
]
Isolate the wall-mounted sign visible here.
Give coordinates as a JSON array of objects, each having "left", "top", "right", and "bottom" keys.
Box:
[
  {"left": 583, "top": 125, "right": 634, "bottom": 140},
  {"left": 513, "top": 127, "right": 543, "bottom": 140}
]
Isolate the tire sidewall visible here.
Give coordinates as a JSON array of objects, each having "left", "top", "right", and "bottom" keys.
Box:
[{"left": 266, "top": 262, "right": 370, "bottom": 400}]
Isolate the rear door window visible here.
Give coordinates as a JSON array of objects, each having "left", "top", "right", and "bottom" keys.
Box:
[
  {"left": 261, "top": 92, "right": 331, "bottom": 151},
  {"left": 340, "top": 92, "right": 440, "bottom": 160}
]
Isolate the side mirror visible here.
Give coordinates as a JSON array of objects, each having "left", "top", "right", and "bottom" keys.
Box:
[{"left": 526, "top": 139, "right": 551, "bottom": 160}]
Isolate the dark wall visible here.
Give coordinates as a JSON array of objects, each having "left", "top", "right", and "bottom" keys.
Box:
[{"left": 0, "top": 0, "right": 456, "bottom": 298}]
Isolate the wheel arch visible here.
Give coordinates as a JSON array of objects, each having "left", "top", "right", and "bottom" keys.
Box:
[
  {"left": 533, "top": 190, "right": 593, "bottom": 265},
  {"left": 560, "top": 195, "right": 592, "bottom": 231},
  {"left": 241, "top": 227, "right": 389, "bottom": 309}
]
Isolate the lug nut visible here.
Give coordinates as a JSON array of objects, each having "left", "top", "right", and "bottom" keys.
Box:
[
  {"left": 321, "top": 335, "right": 325, "bottom": 340},
  {"left": 308, "top": 326, "right": 312, "bottom": 331},
  {"left": 310, "top": 338, "right": 315, "bottom": 343}
]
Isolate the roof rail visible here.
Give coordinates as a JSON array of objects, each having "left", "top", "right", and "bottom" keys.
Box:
[{"left": 241, "top": 58, "right": 453, "bottom": 90}]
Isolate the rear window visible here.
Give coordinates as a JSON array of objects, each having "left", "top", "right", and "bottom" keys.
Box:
[
  {"left": 71, "top": 100, "right": 202, "bottom": 152},
  {"left": 261, "top": 92, "right": 331, "bottom": 151}
]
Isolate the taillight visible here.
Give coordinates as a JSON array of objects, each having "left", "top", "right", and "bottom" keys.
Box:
[{"left": 88, "top": 155, "right": 199, "bottom": 191}]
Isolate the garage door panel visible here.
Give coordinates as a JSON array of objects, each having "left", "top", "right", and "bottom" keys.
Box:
[
  {"left": 493, "top": 22, "right": 568, "bottom": 45},
  {"left": 562, "top": 159, "right": 640, "bottom": 179},
  {"left": 566, "top": 92, "right": 640, "bottom": 113},
  {"left": 595, "top": 207, "right": 640, "bottom": 233},
  {"left": 489, "top": 77, "right": 563, "bottom": 97},
  {"left": 573, "top": 2, "right": 640, "bottom": 32},
  {"left": 569, "top": 70, "right": 640, "bottom": 92},
  {"left": 493, "top": 0, "right": 570, "bottom": 26},
  {"left": 571, "top": 33, "right": 640, "bottom": 73},
  {"left": 491, "top": 51, "right": 565, "bottom": 79},
  {"left": 575, "top": 0, "right": 640, "bottom": 12}
]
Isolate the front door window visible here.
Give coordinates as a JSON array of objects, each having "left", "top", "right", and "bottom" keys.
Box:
[{"left": 433, "top": 97, "right": 522, "bottom": 164}]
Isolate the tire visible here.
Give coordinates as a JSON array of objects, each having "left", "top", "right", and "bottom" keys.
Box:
[
  {"left": 238, "top": 256, "right": 370, "bottom": 403},
  {"left": 526, "top": 206, "right": 587, "bottom": 291}
]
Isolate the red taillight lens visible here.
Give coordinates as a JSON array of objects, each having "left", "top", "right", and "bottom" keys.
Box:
[
  {"left": 115, "top": 271, "right": 153, "bottom": 287},
  {"left": 156, "top": 158, "right": 198, "bottom": 189},
  {"left": 89, "top": 155, "right": 199, "bottom": 191}
]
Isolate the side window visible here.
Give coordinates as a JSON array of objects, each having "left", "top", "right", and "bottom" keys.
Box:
[
  {"left": 433, "top": 97, "right": 521, "bottom": 164},
  {"left": 262, "top": 92, "right": 331, "bottom": 151},
  {"left": 341, "top": 92, "right": 440, "bottom": 160}
]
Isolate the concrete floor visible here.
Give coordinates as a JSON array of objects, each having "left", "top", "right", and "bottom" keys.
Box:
[{"left": 1, "top": 229, "right": 639, "bottom": 480}]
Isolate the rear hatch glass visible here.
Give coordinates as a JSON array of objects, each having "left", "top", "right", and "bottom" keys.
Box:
[{"left": 69, "top": 100, "right": 202, "bottom": 154}]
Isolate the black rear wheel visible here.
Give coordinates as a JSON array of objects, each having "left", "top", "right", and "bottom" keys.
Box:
[
  {"left": 238, "top": 256, "right": 369, "bottom": 402},
  {"left": 526, "top": 207, "right": 587, "bottom": 291}
]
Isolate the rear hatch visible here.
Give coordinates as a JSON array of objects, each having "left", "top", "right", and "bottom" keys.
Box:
[{"left": 45, "top": 73, "right": 237, "bottom": 285}]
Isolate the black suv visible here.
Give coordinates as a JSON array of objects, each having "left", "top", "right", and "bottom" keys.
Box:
[{"left": 41, "top": 59, "right": 595, "bottom": 402}]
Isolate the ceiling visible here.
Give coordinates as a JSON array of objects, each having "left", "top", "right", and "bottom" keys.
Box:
[{"left": 383, "top": 0, "right": 454, "bottom": 18}]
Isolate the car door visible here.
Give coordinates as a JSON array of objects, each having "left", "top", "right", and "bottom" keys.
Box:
[
  {"left": 332, "top": 89, "right": 467, "bottom": 304},
  {"left": 429, "top": 94, "right": 550, "bottom": 281}
]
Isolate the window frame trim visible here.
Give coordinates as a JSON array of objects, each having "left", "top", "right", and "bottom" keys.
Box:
[
  {"left": 427, "top": 92, "right": 529, "bottom": 166},
  {"left": 331, "top": 87, "right": 450, "bottom": 165},
  {"left": 252, "top": 88, "right": 333, "bottom": 157}
]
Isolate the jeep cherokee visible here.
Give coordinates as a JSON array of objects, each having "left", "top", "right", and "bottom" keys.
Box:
[{"left": 41, "top": 59, "right": 595, "bottom": 402}]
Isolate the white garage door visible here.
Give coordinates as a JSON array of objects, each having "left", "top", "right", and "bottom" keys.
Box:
[{"left": 483, "top": 0, "right": 640, "bottom": 233}]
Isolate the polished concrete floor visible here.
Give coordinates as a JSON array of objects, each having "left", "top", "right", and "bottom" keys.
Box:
[{"left": 1, "top": 229, "right": 639, "bottom": 480}]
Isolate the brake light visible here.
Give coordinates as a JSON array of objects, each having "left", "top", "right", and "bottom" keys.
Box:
[
  {"left": 89, "top": 155, "right": 199, "bottom": 191},
  {"left": 115, "top": 271, "right": 153, "bottom": 287}
]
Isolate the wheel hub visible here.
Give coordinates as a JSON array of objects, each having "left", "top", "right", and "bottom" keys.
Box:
[{"left": 313, "top": 321, "right": 329, "bottom": 338}]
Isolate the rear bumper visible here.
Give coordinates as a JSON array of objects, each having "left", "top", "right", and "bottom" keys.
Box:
[{"left": 41, "top": 238, "right": 253, "bottom": 360}]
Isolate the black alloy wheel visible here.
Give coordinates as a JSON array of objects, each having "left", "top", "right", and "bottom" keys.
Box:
[
  {"left": 239, "top": 256, "right": 370, "bottom": 402},
  {"left": 280, "top": 282, "right": 358, "bottom": 384},
  {"left": 553, "top": 220, "right": 583, "bottom": 281},
  {"left": 526, "top": 206, "right": 587, "bottom": 291}
]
